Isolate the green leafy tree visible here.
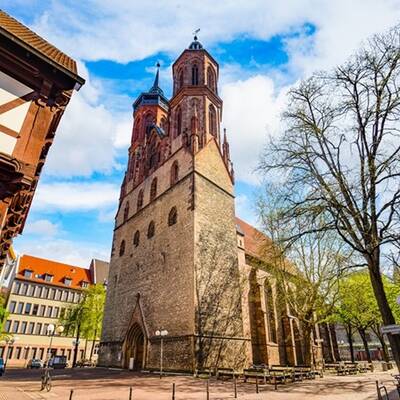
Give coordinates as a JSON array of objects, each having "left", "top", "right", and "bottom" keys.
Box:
[
  {"left": 60, "top": 284, "right": 106, "bottom": 365},
  {"left": 0, "top": 294, "right": 9, "bottom": 340},
  {"left": 334, "top": 271, "right": 400, "bottom": 362}
]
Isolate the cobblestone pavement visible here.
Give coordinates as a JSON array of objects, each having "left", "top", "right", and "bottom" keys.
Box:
[{"left": 0, "top": 368, "right": 399, "bottom": 400}]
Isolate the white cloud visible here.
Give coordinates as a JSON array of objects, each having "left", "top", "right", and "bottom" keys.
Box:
[
  {"left": 32, "top": 181, "right": 119, "bottom": 213},
  {"left": 235, "top": 194, "right": 258, "bottom": 227},
  {"left": 14, "top": 238, "right": 110, "bottom": 267},
  {"left": 23, "top": 219, "right": 59, "bottom": 237},
  {"left": 221, "top": 75, "right": 289, "bottom": 184}
]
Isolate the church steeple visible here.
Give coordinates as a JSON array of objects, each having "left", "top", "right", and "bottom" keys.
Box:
[{"left": 149, "top": 62, "right": 163, "bottom": 95}]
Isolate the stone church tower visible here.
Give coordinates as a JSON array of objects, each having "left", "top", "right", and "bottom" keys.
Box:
[{"left": 99, "top": 37, "right": 249, "bottom": 371}]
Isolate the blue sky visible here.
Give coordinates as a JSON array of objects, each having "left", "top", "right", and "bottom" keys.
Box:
[{"left": 4, "top": 0, "right": 400, "bottom": 266}]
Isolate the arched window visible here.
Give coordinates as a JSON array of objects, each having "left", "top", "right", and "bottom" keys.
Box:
[
  {"left": 137, "top": 189, "right": 144, "bottom": 210},
  {"left": 177, "top": 69, "right": 184, "bottom": 90},
  {"left": 150, "top": 177, "right": 157, "bottom": 201},
  {"left": 265, "top": 281, "right": 277, "bottom": 343},
  {"left": 134, "top": 117, "right": 141, "bottom": 141},
  {"left": 168, "top": 207, "right": 178, "bottom": 226},
  {"left": 176, "top": 108, "right": 182, "bottom": 137},
  {"left": 191, "top": 64, "right": 199, "bottom": 85},
  {"left": 133, "top": 230, "right": 140, "bottom": 247},
  {"left": 160, "top": 117, "right": 168, "bottom": 134},
  {"left": 170, "top": 161, "right": 179, "bottom": 186},
  {"left": 145, "top": 113, "right": 154, "bottom": 135},
  {"left": 207, "top": 67, "right": 216, "bottom": 92},
  {"left": 123, "top": 202, "right": 129, "bottom": 222},
  {"left": 209, "top": 104, "right": 217, "bottom": 136},
  {"left": 147, "top": 221, "right": 155, "bottom": 238},
  {"left": 119, "top": 240, "right": 126, "bottom": 257}
]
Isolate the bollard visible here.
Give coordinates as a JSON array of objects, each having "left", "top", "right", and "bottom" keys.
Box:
[
  {"left": 172, "top": 382, "right": 175, "bottom": 400},
  {"left": 255, "top": 374, "right": 259, "bottom": 393},
  {"left": 206, "top": 379, "right": 209, "bottom": 400},
  {"left": 69, "top": 389, "right": 74, "bottom": 400},
  {"left": 274, "top": 374, "right": 277, "bottom": 391},
  {"left": 129, "top": 386, "right": 132, "bottom": 400},
  {"left": 234, "top": 376, "right": 237, "bottom": 399}
]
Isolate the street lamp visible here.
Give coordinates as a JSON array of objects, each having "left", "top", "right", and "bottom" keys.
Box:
[
  {"left": 155, "top": 329, "right": 168, "bottom": 378},
  {"left": 46, "top": 324, "right": 64, "bottom": 368}
]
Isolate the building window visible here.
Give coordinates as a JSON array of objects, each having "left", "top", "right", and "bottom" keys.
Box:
[
  {"left": 7, "top": 347, "right": 13, "bottom": 359},
  {"left": 207, "top": 66, "right": 216, "bottom": 92},
  {"left": 209, "top": 104, "right": 217, "bottom": 136},
  {"left": 62, "top": 291, "right": 68, "bottom": 301},
  {"left": 21, "top": 283, "right": 28, "bottom": 295},
  {"left": 168, "top": 207, "right": 178, "bottom": 226},
  {"left": 17, "top": 302, "right": 24, "bottom": 314},
  {"left": 56, "top": 290, "right": 62, "bottom": 300},
  {"left": 176, "top": 108, "right": 182, "bottom": 136},
  {"left": 4, "top": 320, "right": 11, "bottom": 332},
  {"left": 265, "top": 282, "right": 277, "bottom": 343},
  {"left": 137, "top": 189, "right": 144, "bottom": 210},
  {"left": 35, "top": 323, "right": 42, "bottom": 335},
  {"left": 178, "top": 69, "right": 184, "bottom": 90},
  {"left": 21, "top": 321, "right": 27, "bottom": 334},
  {"left": 14, "top": 347, "right": 21, "bottom": 359},
  {"left": 24, "top": 269, "right": 33, "bottom": 278},
  {"left": 31, "top": 347, "right": 37, "bottom": 358},
  {"left": 24, "top": 303, "right": 32, "bottom": 315},
  {"left": 147, "top": 221, "right": 155, "bottom": 239},
  {"left": 13, "top": 282, "right": 20, "bottom": 294},
  {"left": 28, "top": 284, "right": 35, "bottom": 296},
  {"left": 42, "top": 287, "right": 49, "bottom": 299},
  {"left": 170, "top": 161, "right": 179, "bottom": 186},
  {"left": 64, "top": 278, "right": 72, "bottom": 287},
  {"left": 133, "top": 230, "right": 140, "bottom": 247},
  {"left": 150, "top": 178, "right": 157, "bottom": 201},
  {"left": 39, "top": 305, "right": 46, "bottom": 317},
  {"left": 32, "top": 304, "right": 38, "bottom": 316},
  {"left": 123, "top": 202, "right": 130, "bottom": 222},
  {"left": 44, "top": 274, "right": 53, "bottom": 283},
  {"left": 9, "top": 301, "right": 16, "bottom": 313},
  {"left": 46, "top": 306, "right": 53, "bottom": 318},
  {"left": 36, "top": 286, "right": 43, "bottom": 298},
  {"left": 28, "top": 322, "right": 35, "bottom": 334},
  {"left": 53, "top": 307, "right": 59, "bottom": 318},
  {"left": 12, "top": 321, "right": 19, "bottom": 333},
  {"left": 119, "top": 240, "right": 126, "bottom": 257},
  {"left": 43, "top": 324, "right": 49, "bottom": 335},
  {"left": 81, "top": 281, "right": 89, "bottom": 289},
  {"left": 60, "top": 308, "right": 66, "bottom": 319},
  {"left": 192, "top": 64, "right": 199, "bottom": 85}
]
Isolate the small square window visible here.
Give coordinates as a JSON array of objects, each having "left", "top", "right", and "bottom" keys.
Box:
[
  {"left": 44, "top": 274, "right": 53, "bottom": 283},
  {"left": 64, "top": 278, "right": 72, "bottom": 286},
  {"left": 24, "top": 270, "right": 33, "bottom": 278}
]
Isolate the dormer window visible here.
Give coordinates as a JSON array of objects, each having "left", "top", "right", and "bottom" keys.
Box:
[
  {"left": 81, "top": 281, "right": 89, "bottom": 289},
  {"left": 64, "top": 278, "right": 72, "bottom": 286},
  {"left": 44, "top": 274, "right": 53, "bottom": 283},
  {"left": 24, "top": 269, "right": 33, "bottom": 278}
]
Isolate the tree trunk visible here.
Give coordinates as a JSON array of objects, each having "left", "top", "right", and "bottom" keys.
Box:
[
  {"left": 302, "top": 324, "right": 313, "bottom": 366},
  {"left": 367, "top": 253, "right": 400, "bottom": 370},
  {"left": 90, "top": 328, "right": 97, "bottom": 361},
  {"left": 72, "top": 322, "right": 81, "bottom": 368},
  {"left": 358, "top": 328, "right": 372, "bottom": 363},
  {"left": 345, "top": 324, "right": 355, "bottom": 363},
  {"left": 374, "top": 325, "right": 390, "bottom": 362}
]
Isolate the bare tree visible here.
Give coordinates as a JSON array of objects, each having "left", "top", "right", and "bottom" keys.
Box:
[
  {"left": 260, "top": 25, "right": 400, "bottom": 368},
  {"left": 258, "top": 189, "right": 353, "bottom": 365}
]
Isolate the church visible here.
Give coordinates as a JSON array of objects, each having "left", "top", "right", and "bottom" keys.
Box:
[{"left": 99, "top": 36, "right": 325, "bottom": 371}]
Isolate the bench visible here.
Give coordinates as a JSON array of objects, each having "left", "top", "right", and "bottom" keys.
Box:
[
  {"left": 216, "top": 368, "right": 241, "bottom": 380},
  {"left": 194, "top": 367, "right": 214, "bottom": 378},
  {"left": 243, "top": 367, "right": 270, "bottom": 384},
  {"left": 269, "top": 366, "right": 295, "bottom": 383}
]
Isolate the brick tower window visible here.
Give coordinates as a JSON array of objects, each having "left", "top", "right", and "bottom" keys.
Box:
[
  {"left": 170, "top": 161, "right": 179, "bottom": 186},
  {"left": 178, "top": 69, "right": 184, "bottom": 90},
  {"left": 209, "top": 104, "right": 217, "bottom": 136},
  {"left": 133, "top": 230, "right": 140, "bottom": 247},
  {"left": 119, "top": 240, "right": 126, "bottom": 257},
  {"left": 207, "top": 67, "right": 216, "bottom": 92},
  {"left": 150, "top": 178, "right": 157, "bottom": 201},
  {"left": 176, "top": 108, "right": 182, "bottom": 137},
  {"left": 123, "top": 202, "right": 129, "bottom": 222},
  {"left": 192, "top": 64, "right": 199, "bottom": 85},
  {"left": 168, "top": 207, "right": 178, "bottom": 226},
  {"left": 137, "top": 189, "right": 144, "bottom": 210},
  {"left": 147, "top": 221, "right": 155, "bottom": 238}
]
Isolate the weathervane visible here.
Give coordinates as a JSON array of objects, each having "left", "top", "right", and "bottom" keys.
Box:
[{"left": 193, "top": 28, "right": 200, "bottom": 40}]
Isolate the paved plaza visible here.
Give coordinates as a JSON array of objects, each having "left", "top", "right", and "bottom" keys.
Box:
[{"left": 0, "top": 368, "right": 399, "bottom": 400}]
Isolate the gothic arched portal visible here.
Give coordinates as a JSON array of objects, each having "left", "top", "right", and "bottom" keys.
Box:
[{"left": 123, "top": 323, "right": 145, "bottom": 370}]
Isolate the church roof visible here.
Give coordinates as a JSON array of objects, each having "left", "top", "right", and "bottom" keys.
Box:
[
  {"left": 188, "top": 35, "right": 203, "bottom": 50},
  {"left": 0, "top": 9, "right": 84, "bottom": 85}
]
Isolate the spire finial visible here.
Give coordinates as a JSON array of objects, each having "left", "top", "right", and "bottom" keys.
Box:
[
  {"left": 193, "top": 28, "right": 200, "bottom": 41},
  {"left": 149, "top": 62, "right": 163, "bottom": 95}
]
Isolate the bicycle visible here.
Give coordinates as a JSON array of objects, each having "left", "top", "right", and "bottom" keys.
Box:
[{"left": 40, "top": 369, "right": 52, "bottom": 392}]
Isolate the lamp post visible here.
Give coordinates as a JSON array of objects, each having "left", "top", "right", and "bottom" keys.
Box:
[
  {"left": 155, "top": 329, "right": 168, "bottom": 378},
  {"left": 46, "top": 324, "right": 64, "bottom": 368}
]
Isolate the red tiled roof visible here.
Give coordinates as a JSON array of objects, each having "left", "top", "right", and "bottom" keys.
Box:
[
  {"left": 17, "top": 254, "right": 91, "bottom": 290},
  {"left": 0, "top": 10, "right": 80, "bottom": 77},
  {"left": 235, "top": 217, "right": 272, "bottom": 259}
]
